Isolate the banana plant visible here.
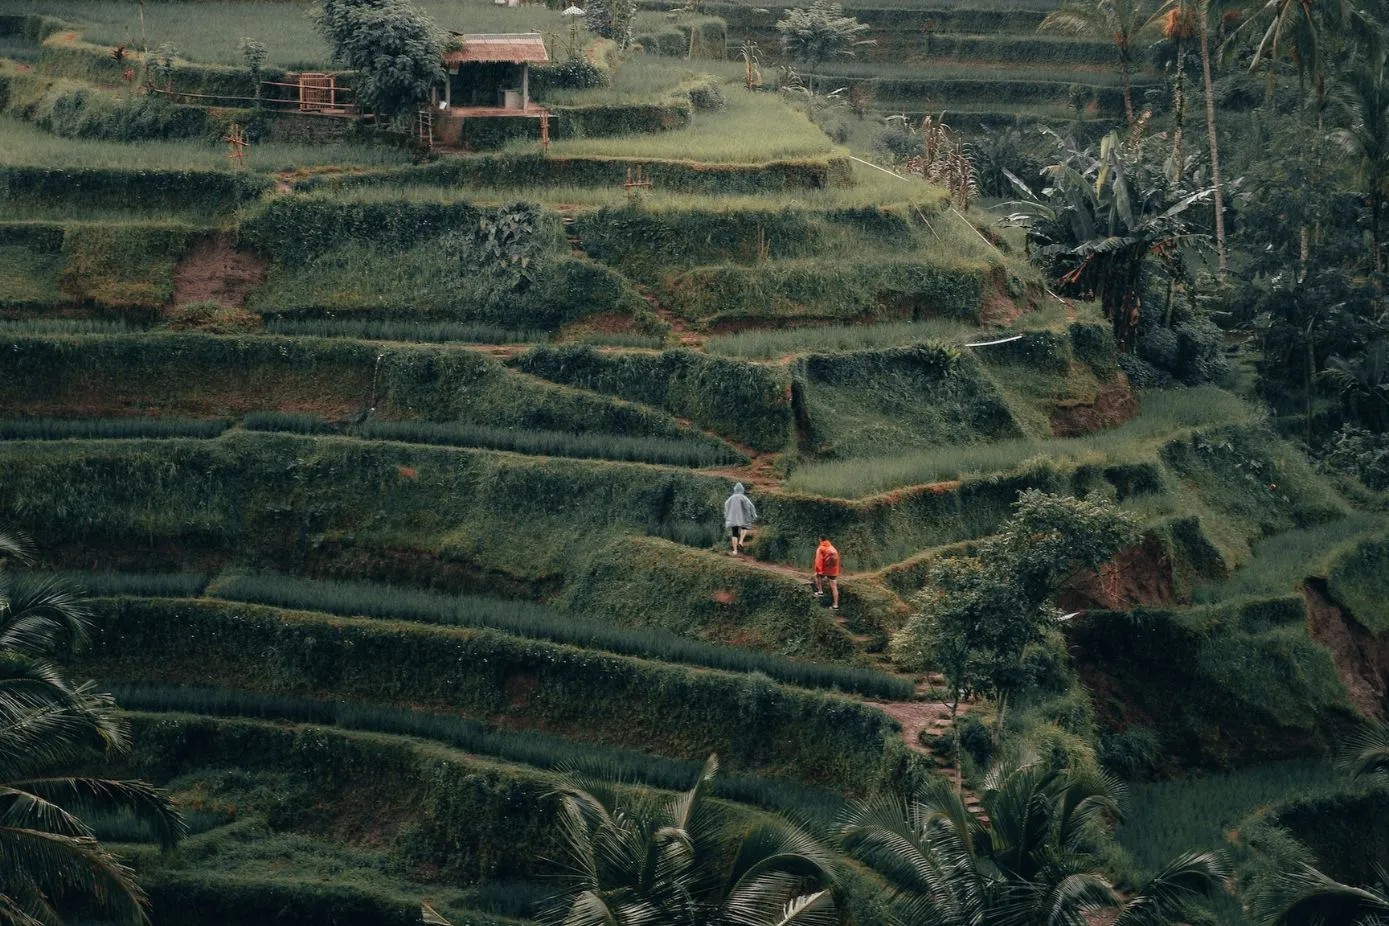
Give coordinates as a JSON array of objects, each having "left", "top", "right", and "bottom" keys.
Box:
[{"left": 1001, "top": 130, "right": 1213, "bottom": 349}]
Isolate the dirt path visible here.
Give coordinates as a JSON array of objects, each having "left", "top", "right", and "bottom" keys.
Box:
[{"left": 171, "top": 233, "right": 268, "bottom": 309}]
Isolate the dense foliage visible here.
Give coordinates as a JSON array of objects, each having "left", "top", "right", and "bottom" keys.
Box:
[{"left": 313, "top": 0, "right": 442, "bottom": 125}]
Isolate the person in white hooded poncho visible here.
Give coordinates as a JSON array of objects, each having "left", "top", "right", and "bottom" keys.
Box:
[{"left": 723, "top": 482, "right": 757, "bottom": 556}]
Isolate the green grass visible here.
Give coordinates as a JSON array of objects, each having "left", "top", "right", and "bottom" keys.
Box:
[
  {"left": 48, "top": 570, "right": 211, "bottom": 598},
  {"left": 0, "top": 243, "right": 62, "bottom": 306},
  {"left": 704, "top": 319, "right": 983, "bottom": 358},
  {"left": 1116, "top": 759, "right": 1340, "bottom": 920},
  {"left": 786, "top": 387, "right": 1258, "bottom": 497},
  {"left": 1191, "top": 514, "right": 1383, "bottom": 604},
  {"left": 0, "top": 318, "right": 141, "bottom": 335},
  {"left": 542, "top": 56, "right": 745, "bottom": 106},
  {"left": 307, "top": 159, "right": 944, "bottom": 210},
  {"left": 0, "top": 117, "right": 413, "bottom": 171},
  {"left": 261, "top": 317, "right": 543, "bottom": 344},
  {"left": 0, "top": 417, "right": 230, "bottom": 440},
  {"left": 355, "top": 419, "right": 744, "bottom": 468},
  {"left": 112, "top": 687, "right": 848, "bottom": 821},
  {"left": 241, "top": 412, "right": 741, "bottom": 467},
  {"left": 505, "top": 92, "right": 837, "bottom": 164},
  {"left": 205, "top": 572, "right": 911, "bottom": 698}
]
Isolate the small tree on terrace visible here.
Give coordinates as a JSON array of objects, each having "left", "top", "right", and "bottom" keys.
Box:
[
  {"left": 314, "top": 0, "right": 442, "bottom": 127},
  {"left": 775, "top": 0, "right": 872, "bottom": 93},
  {"left": 1039, "top": 0, "right": 1156, "bottom": 125},
  {"left": 892, "top": 491, "right": 1140, "bottom": 787}
]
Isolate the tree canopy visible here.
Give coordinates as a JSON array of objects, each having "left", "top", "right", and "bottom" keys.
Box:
[{"left": 314, "top": 0, "right": 442, "bottom": 126}]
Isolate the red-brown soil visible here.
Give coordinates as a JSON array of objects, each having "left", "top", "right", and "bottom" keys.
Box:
[
  {"left": 170, "top": 233, "right": 268, "bottom": 309},
  {"left": 1051, "top": 373, "right": 1139, "bottom": 437},
  {"left": 1304, "top": 579, "right": 1388, "bottom": 719}
]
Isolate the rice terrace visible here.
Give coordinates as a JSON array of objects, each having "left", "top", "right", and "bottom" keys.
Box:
[{"left": 4, "top": 0, "right": 1389, "bottom": 920}]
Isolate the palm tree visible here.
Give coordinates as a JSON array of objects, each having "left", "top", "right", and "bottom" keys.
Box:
[
  {"left": 1332, "top": 49, "right": 1389, "bottom": 273},
  {"left": 1252, "top": 863, "right": 1389, "bottom": 925},
  {"left": 1038, "top": 0, "right": 1154, "bottom": 125},
  {"left": 544, "top": 755, "right": 839, "bottom": 926},
  {"left": 840, "top": 758, "right": 1229, "bottom": 926},
  {"left": 0, "top": 528, "right": 185, "bottom": 925},
  {"left": 1345, "top": 720, "right": 1389, "bottom": 780}
]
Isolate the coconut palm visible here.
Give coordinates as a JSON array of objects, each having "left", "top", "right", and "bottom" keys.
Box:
[
  {"left": 543, "top": 755, "right": 838, "bottom": 926},
  {"left": 1344, "top": 720, "right": 1389, "bottom": 780},
  {"left": 1253, "top": 863, "right": 1389, "bottom": 926},
  {"left": 840, "top": 758, "right": 1229, "bottom": 926},
  {"left": 0, "top": 528, "right": 185, "bottom": 925},
  {"left": 1331, "top": 48, "right": 1389, "bottom": 273},
  {"left": 1039, "top": 0, "right": 1156, "bottom": 124}
]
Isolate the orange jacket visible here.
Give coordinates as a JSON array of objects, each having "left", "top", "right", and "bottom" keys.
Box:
[{"left": 814, "top": 540, "right": 840, "bottom": 577}]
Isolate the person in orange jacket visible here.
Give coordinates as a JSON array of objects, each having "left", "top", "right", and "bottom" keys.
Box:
[{"left": 813, "top": 536, "right": 840, "bottom": 611}]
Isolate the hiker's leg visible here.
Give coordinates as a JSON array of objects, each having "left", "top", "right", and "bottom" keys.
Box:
[
  {"left": 813, "top": 574, "right": 823, "bottom": 596},
  {"left": 830, "top": 578, "right": 839, "bottom": 609},
  {"left": 729, "top": 528, "right": 739, "bottom": 555}
]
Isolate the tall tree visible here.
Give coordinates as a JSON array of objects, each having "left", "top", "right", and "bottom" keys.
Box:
[
  {"left": 314, "top": 0, "right": 442, "bottom": 126},
  {"left": 1198, "top": 0, "right": 1229, "bottom": 273},
  {"left": 544, "top": 755, "right": 839, "bottom": 926},
  {"left": 775, "top": 0, "right": 872, "bottom": 93},
  {"left": 1039, "top": 0, "right": 1154, "bottom": 125},
  {"left": 840, "top": 757, "right": 1229, "bottom": 926},
  {"left": 1332, "top": 47, "right": 1389, "bottom": 273},
  {"left": 893, "top": 492, "right": 1139, "bottom": 786}
]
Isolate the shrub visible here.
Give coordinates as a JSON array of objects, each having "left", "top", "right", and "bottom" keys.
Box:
[
  {"left": 1098, "top": 725, "right": 1162, "bottom": 779},
  {"left": 58, "top": 223, "right": 192, "bottom": 309}
]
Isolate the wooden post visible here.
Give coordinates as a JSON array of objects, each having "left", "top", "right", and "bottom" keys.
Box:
[
  {"left": 522, "top": 62, "right": 530, "bottom": 109},
  {"left": 540, "top": 111, "right": 550, "bottom": 154}
]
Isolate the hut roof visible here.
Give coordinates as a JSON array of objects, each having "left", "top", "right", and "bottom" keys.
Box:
[{"left": 444, "top": 33, "right": 550, "bottom": 64}]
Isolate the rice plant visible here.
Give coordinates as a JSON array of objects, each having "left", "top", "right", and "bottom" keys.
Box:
[
  {"left": 355, "top": 420, "right": 744, "bottom": 468},
  {"left": 0, "top": 417, "right": 229, "bottom": 441},
  {"left": 786, "top": 387, "right": 1258, "bottom": 497},
  {"left": 107, "top": 681, "right": 847, "bottom": 820},
  {"left": 262, "top": 317, "right": 543, "bottom": 344},
  {"left": 0, "top": 318, "right": 141, "bottom": 336},
  {"left": 206, "top": 573, "right": 914, "bottom": 699},
  {"left": 705, "top": 319, "right": 982, "bottom": 359},
  {"left": 0, "top": 117, "right": 412, "bottom": 171},
  {"left": 238, "top": 413, "right": 745, "bottom": 468},
  {"left": 241, "top": 412, "right": 335, "bottom": 435},
  {"left": 46, "top": 570, "right": 209, "bottom": 598},
  {"left": 503, "top": 93, "right": 836, "bottom": 164}
]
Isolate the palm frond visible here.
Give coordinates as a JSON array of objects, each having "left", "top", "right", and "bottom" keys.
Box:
[
  {"left": 1114, "top": 851, "right": 1229, "bottom": 926},
  {"left": 1343, "top": 722, "right": 1389, "bottom": 779},
  {"left": 7, "top": 777, "right": 185, "bottom": 851}
]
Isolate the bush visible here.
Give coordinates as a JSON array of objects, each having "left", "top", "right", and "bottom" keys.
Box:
[
  {"left": 58, "top": 223, "right": 192, "bottom": 309},
  {"left": 1317, "top": 425, "right": 1389, "bottom": 491},
  {"left": 1098, "top": 725, "right": 1162, "bottom": 779}
]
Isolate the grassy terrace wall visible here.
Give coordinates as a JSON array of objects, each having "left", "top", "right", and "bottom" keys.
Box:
[
  {"left": 1069, "top": 597, "right": 1357, "bottom": 768},
  {"left": 82, "top": 598, "right": 903, "bottom": 791},
  {"left": 298, "top": 153, "right": 853, "bottom": 195},
  {"left": 0, "top": 166, "right": 269, "bottom": 212},
  {"left": 656, "top": 259, "right": 990, "bottom": 327},
  {"left": 0, "top": 432, "right": 727, "bottom": 584},
  {"left": 119, "top": 713, "right": 562, "bottom": 885},
  {"left": 0, "top": 334, "right": 709, "bottom": 443},
  {"left": 794, "top": 345, "right": 1023, "bottom": 459},
  {"left": 514, "top": 345, "right": 794, "bottom": 451}
]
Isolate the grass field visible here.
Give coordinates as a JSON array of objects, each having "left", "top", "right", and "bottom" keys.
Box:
[
  {"left": 0, "top": 117, "right": 413, "bottom": 171},
  {"left": 507, "top": 91, "right": 838, "bottom": 163}
]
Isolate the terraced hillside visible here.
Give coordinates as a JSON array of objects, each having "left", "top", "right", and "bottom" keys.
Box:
[{"left": 2, "top": 3, "right": 1388, "bottom": 924}]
